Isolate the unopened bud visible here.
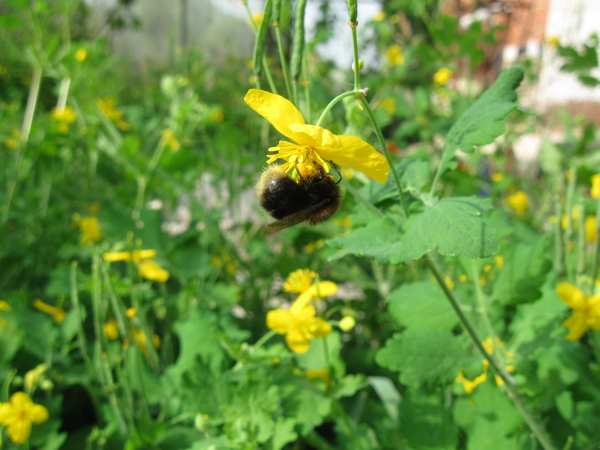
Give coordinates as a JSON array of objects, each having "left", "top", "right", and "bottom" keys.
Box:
[{"left": 352, "top": 59, "right": 365, "bottom": 72}]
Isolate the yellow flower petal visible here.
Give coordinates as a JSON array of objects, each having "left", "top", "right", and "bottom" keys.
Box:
[
  {"left": 244, "top": 89, "right": 305, "bottom": 140},
  {"left": 562, "top": 311, "right": 588, "bottom": 340},
  {"left": 33, "top": 299, "right": 66, "bottom": 324},
  {"left": 102, "top": 249, "right": 157, "bottom": 262},
  {"left": 283, "top": 269, "right": 318, "bottom": 293},
  {"left": 324, "top": 134, "right": 389, "bottom": 183},
  {"left": 307, "top": 316, "right": 332, "bottom": 337},
  {"left": 8, "top": 419, "right": 32, "bottom": 444},
  {"left": 292, "top": 281, "right": 338, "bottom": 310},
  {"left": 266, "top": 309, "right": 294, "bottom": 335},
  {"left": 556, "top": 283, "right": 587, "bottom": 310},
  {"left": 285, "top": 327, "right": 310, "bottom": 353},
  {"left": 138, "top": 260, "right": 170, "bottom": 282}
]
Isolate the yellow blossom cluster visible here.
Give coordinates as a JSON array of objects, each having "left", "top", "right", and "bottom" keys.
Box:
[
  {"left": 97, "top": 97, "right": 131, "bottom": 131},
  {"left": 266, "top": 269, "right": 337, "bottom": 353},
  {"left": 103, "top": 249, "right": 170, "bottom": 282},
  {"left": 456, "top": 337, "right": 515, "bottom": 393},
  {"left": 556, "top": 282, "right": 600, "bottom": 340}
]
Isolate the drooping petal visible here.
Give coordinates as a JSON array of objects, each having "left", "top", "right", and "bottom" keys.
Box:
[
  {"left": 266, "top": 309, "right": 294, "bottom": 335},
  {"left": 306, "top": 317, "right": 332, "bottom": 338},
  {"left": 556, "top": 283, "right": 587, "bottom": 310},
  {"left": 285, "top": 327, "right": 310, "bottom": 353},
  {"left": 138, "top": 260, "right": 170, "bottom": 282},
  {"left": 318, "top": 134, "right": 389, "bottom": 183},
  {"left": 8, "top": 419, "right": 32, "bottom": 444},
  {"left": 244, "top": 89, "right": 305, "bottom": 141},
  {"left": 562, "top": 311, "right": 588, "bottom": 340}
]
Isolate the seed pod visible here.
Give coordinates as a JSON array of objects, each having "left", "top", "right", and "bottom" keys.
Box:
[
  {"left": 252, "top": 0, "right": 273, "bottom": 79},
  {"left": 346, "top": 0, "right": 358, "bottom": 23},
  {"left": 290, "top": 0, "right": 307, "bottom": 83}
]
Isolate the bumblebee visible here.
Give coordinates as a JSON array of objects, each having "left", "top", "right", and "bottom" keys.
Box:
[{"left": 256, "top": 163, "right": 342, "bottom": 233}]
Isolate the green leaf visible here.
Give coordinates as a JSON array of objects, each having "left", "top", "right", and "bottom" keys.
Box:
[
  {"left": 555, "top": 391, "right": 574, "bottom": 421},
  {"left": 401, "top": 196, "right": 496, "bottom": 261},
  {"left": 438, "top": 67, "right": 524, "bottom": 176},
  {"left": 367, "top": 376, "right": 401, "bottom": 423},
  {"left": 387, "top": 281, "right": 458, "bottom": 330},
  {"left": 398, "top": 397, "right": 458, "bottom": 450},
  {"left": 492, "top": 234, "right": 552, "bottom": 305},
  {"left": 327, "top": 216, "right": 405, "bottom": 264},
  {"left": 376, "top": 329, "right": 473, "bottom": 388}
]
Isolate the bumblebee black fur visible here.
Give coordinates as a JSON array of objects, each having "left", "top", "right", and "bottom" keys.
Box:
[{"left": 256, "top": 165, "right": 342, "bottom": 232}]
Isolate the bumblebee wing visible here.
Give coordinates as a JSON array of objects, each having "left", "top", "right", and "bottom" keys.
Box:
[{"left": 262, "top": 199, "right": 328, "bottom": 234}]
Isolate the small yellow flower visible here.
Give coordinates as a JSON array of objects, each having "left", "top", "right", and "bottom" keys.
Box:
[
  {"left": 561, "top": 208, "right": 580, "bottom": 230},
  {"left": 79, "top": 216, "right": 102, "bottom": 244},
  {"left": 139, "top": 260, "right": 170, "bottom": 282},
  {"left": 373, "top": 11, "right": 386, "bottom": 21},
  {"left": 494, "top": 255, "right": 504, "bottom": 269},
  {"left": 126, "top": 308, "right": 137, "bottom": 318},
  {"left": 556, "top": 282, "right": 600, "bottom": 340},
  {"left": 283, "top": 269, "right": 318, "bottom": 293},
  {"left": 385, "top": 45, "right": 404, "bottom": 67},
  {"left": 491, "top": 173, "right": 504, "bottom": 182},
  {"left": 0, "top": 300, "right": 11, "bottom": 311},
  {"left": 339, "top": 316, "right": 356, "bottom": 331},
  {"left": 306, "top": 369, "right": 330, "bottom": 385},
  {"left": 131, "top": 328, "right": 161, "bottom": 354},
  {"left": 433, "top": 67, "right": 453, "bottom": 85},
  {"left": 102, "top": 249, "right": 157, "bottom": 263},
  {"left": 33, "top": 299, "right": 66, "bottom": 324},
  {"left": 591, "top": 174, "right": 600, "bottom": 199},
  {"left": 252, "top": 12, "right": 264, "bottom": 28},
  {"left": 161, "top": 128, "right": 180, "bottom": 151},
  {"left": 456, "top": 370, "right": 487, "bottom": 394},
  {"left": 75, "top": 48, "right": 87, "bottom": 61},
  {"left": 585, "top": 216, "right": 597, "bottom": 243},
  {"left": 97, "top": 97, "right": 131, "bottom": 131},
  {"left": 104, "top": 320, "right": 119, "bottom": 340},
  {"left": 546, "top": 36, "right": 560, "bottom": 48},
  {"left": 506, "top": 190, "right": 528, "bottom": 215},
  {"left": 51, "top": 106, "right": 76, "bottom": 123},
  {"left": 0, "top": 392, "right": 49, "bottom": 444},
  {"left": 244, "top": 90, "right": 389, "bottom": 183},
  {"left": 458, "top": 274, "right": 467, "bottom": 282},
  {"left": 444, "top": 276, "right": 455, "bottom": 290},
  {"left": 24, "top": 364, "right": 47, "bottom": 392}
]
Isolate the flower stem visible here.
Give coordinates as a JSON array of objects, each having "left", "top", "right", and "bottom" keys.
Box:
[
  {"left": 315, "top": 90, "right": 361, "bottom": 127},
  {"left": 253, "top": 329, "right": 277, "bottom": 350},
  {"left": 589, "top": 192, "right": 600, "bottom": 292},
  {"left": 349, "top": 22, "right": 361, "bottom": 90},
  {"left": 358, "top": 96, "right": 408, "bottom": 218},
  {"left": 426, "top": 255, "right": 558, "bottom": 450}
]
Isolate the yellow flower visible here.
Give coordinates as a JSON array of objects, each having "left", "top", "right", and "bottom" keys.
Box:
[
  {"left": 585, "top": 216, "right": 597, "bottom": 243},
  {"left": 244, "top": 89, "right": 389, "bottom": 183},
  {"left": 546, "top": 36, "right": 560, "bottom": 48},
  {"left": 51, "top": 106, "right": 76, "bottom": 123},
  {"left": 385, "top": 45, "right": 404, "bottom": 66},
  {"left": 24, "top": 364, "right": 47, "bottom": 392},
  {"left": 75, "top": 48, "right": 87, "bottom": 61},
  {"left": 97, "top": 97, "right": 131, "bottom": 131},
  {"left": 252, "top": 12, "right": 264, "bottom": 28},
  {"left": 267, "top": 275, "right": 337, "bottom": 353},
  {"left": 433, "top": 67, "right": 453, "bottom": 85},
  {"left": 494, "top": 255, "right": 504, "bottom": 269},
  {"left": 456, "top": 370, "right": 487, "bottom": 394},
  {"left": 556, "top": 282, "right": 600, "bottom": 340},
  {"left": 33, "top": 299, "right": 66, "bottom": 324},
  {"left": 0, "top": 392, "right": 49, "bottom": 444},
  {"left": 104, "top": 320, "right": 119, "bottom": 340},
  {"left": 444, "top": 276, "right": 455, "bottom": 291},
  {"left": 131, "top": 328, "right": 161, "bottom": 354},
  {"left": 591, "top": 174, "right": 600, "bottom": 199},
  {"left": 283, "top": 269, "right": 318, "bottom": 293},
  {"left": 491, "top": 173, "right": 504, "bottom": 182},
  {"left": 126, "top": 308, "right": 137, "bottom": 318},
  {"left": 506, "top": 190, "right": 528, "bottom": 215},
  {"left": 561, "top": 207, "right": 580, "bottom": 230},
  {"left": 103, "top": 249, "right": 157, "bottom": 263},
  {"left": 267, "top": 301, "right": 332, "bottom": 353},
  {"left": 79, "top": 216, "right": 102, "bottom": 244},
  {"left": 458, "top": 274, "right": 467, "bottom": 282},
  {"left": 306, "top": 369, "right": 330, "bottom": 385},
  {"left": 0, "top": 300, "right": 11, "bottom": 311},
  {"left": 161, "top": 128, "right": 180, "bottom": 151},
  {"left": 139, "top": 260, "right": 170, "bottom": 282},
  {"left": 373, "top": 11, "right": 386, "bottom": 21}
]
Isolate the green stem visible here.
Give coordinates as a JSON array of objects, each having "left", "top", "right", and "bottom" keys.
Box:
[
  {"left": 315, "top": 90, "right": 361, "bottom": 127},
  {"left": 589, "top": 192, "right": 600, "bottom": 290},
  {"left": 358, "top": 96, "right": 408, "bottom": 218},
  {"left": 253, "top": 329, "right": 277, "bottom": 350},
  {"left": 134, "top": 139, "right": 167, "bottom": 216},
  {"left": 470, "top": 260, "right": 496, "bottom": 340},
  {"left": 564, "top": 166, "right": 577, "bottom": 283},
  {"left": 243, "top": 0, "right": 278, "bottom": 94},
  {"left": 349, "top": 23, "right": 361, "bottom": 90},
  {"left": 426, "top": 255, "right": 558, "bottom": 450}
]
